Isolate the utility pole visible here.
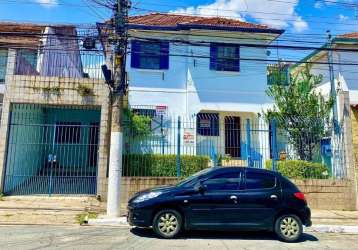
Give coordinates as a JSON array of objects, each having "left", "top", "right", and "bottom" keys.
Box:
[
  {"left": 327, "top": 30, "right": 338, "bottom": 132},
  {"left": 107, "top": 0, "right": 130, "bottom": 218},
  {"left": 327, "top": 30, "right": 340, "bottom": 177}
]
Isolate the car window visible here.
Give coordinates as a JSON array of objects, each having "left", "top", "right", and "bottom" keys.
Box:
[
  {"left": 245, "top": 172, "right": 276, "bottom": 190},
  {"left": 203, "top": 172, "right": 241, "bottom": 191}
]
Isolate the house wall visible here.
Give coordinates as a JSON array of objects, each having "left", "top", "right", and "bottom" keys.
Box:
[
  {"left": 350, "top": 106, "right": 358, "bottom": 206},
  {"left": 0, "top": 74, "right": 111, "bottom": 198},
  {"left": 126, "top": 31, "right": 274, "bottom": 116}
]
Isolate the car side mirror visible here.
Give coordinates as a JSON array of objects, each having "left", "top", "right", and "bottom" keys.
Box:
[{"left": 194, "top": 182, "right": 207, "bottom": 193}]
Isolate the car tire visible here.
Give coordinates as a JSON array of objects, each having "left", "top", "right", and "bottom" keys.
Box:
[
  {"left": 153, "top": 209, "right": 182, "bottom": 239},
  {"left": 274, "top": 214, "right": 303, "bottom": 243}
]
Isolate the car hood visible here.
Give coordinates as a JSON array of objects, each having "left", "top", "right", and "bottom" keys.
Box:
[{"left": 128, "top": 185, "right": 177, "bottom": 202}]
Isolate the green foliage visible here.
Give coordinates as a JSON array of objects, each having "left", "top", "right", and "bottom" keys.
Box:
[
  {"left": 267, "top": 63, "right": 290, "bottom": 86},
  {"left": 265, "top": 160, "right": 329, "bottom": 179},
  {"left": 123, "top": 108, "right": 152, "bottom": 137},
  {"left": 265, "top": 65, "right": 334, "bottom": 161},
  {"left": 77, "top": 84, "right": 94, "bottom": 96},
  {"left": 217, "top": 154, "right": 231, "bottom": 166},
  {"left": 0, "top": 193, "right": 4, "bottom": 201},
  {"left": 123, "top": 154, "right": 210, "bottom": 177},
  {"left": 42, "top": 86, "right": 62, "bottom": 96},
  {"left": 76, "top": 211, "right": 98, "bottom": 225}
]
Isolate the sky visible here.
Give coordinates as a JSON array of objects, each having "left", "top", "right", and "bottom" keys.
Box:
[{"left": 1, "top": 0, "right": 358, "bottom": 60}]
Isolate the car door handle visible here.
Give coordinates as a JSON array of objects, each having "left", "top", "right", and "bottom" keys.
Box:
[
  {"left": 270, "top": 194, "right": 278, "bottom": 200},
  {"left": 230, "top": 195, "right": 238, "bottom": 203}
]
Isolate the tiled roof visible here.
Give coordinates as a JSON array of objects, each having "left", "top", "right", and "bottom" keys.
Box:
[
  {"left": 128, "top": 13, "right": 278, "bottom": 31},
  {"left": 337, "top": 32, "right": 358, "bottom": 39},
  {"left": 0, "top": 22, "right": 76, "bottom": 47}
]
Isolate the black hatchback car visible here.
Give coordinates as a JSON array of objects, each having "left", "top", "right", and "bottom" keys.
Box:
[{"left": 128, "top": 167, "right": 311, "bottom": 242}]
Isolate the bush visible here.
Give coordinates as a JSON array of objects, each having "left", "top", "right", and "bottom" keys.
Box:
[
  {"left": 123, "top": 154, "right": 211, "bottom": 177},
  {"left": 265, "top": 160, "right": 329, "bottom": 179}
]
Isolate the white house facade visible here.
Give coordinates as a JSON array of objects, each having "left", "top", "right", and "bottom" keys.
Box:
[{"left": 121, "top": 13, "right": 284, "bottom": 166}]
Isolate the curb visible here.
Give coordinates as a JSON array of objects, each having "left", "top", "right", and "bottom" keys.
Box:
[
  {"left": 306, "top": 225, "right": 358, "bottom": 234},
  {"left": 88, "top": 216, "right": 130, "bottom": 227}
]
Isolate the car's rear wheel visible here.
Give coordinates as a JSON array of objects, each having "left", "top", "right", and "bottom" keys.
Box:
[
  {"left": 274, "top": 214, "right": 303, "bottom": 243},
  {"left": 153, "top": 209, "right": 182, "bottom": 239}
]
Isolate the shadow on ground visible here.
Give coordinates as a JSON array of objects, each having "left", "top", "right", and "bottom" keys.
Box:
[{"left": 130, "top": 227, "right": 319, "bottom": 243}]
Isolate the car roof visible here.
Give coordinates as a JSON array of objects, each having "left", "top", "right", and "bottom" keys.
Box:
[{"left": 212, "top": 166, "right": 280, "bottom": 175}]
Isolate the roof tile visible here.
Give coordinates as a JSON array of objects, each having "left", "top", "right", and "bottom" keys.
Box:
[{"left": 128, "top": 13, "right": 272, "bottom": 30}]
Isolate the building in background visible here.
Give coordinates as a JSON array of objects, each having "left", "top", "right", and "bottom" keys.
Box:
[{"left": 0, "top": 23, "right": 111, "bottom": 198}]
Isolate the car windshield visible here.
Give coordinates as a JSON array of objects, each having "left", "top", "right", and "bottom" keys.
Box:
[{"left": 176, "top": 167, "right": 214, "bottom": 187}]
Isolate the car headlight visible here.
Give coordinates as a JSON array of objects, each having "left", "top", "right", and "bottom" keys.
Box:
[{"left": 133, "top": 191, "right": 163, "bottom": 203}]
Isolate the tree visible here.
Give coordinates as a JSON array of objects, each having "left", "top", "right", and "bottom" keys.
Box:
[{"left": 265, "top": 65, "right": 334, "bottom": 161}]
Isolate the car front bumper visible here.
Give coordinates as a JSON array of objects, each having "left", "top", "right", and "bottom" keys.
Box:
[{"left": 127, "top": 205, "right": 153, "bottom": 228}]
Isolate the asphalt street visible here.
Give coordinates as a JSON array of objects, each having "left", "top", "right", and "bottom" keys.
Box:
[{"left": 0, "top": 225, "right": 357, "bottom": 250}]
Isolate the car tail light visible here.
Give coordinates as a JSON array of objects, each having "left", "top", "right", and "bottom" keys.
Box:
[{"left": 294, "top": 192, "right": 306, "bottom": 203}]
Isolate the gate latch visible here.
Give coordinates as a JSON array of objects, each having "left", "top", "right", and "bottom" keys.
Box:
[{"left": 48, "top": 154, "right": 57, "bottom": 163}]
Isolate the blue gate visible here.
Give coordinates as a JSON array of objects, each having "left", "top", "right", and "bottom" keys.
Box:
[{"left": 3, "top": 104, "right": 100, "bottom": 196}]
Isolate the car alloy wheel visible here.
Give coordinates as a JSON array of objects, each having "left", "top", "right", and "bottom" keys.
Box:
[
  {"left": 280, "top": 217, "right": 299, "bottom": 238},
  {"left": 153, "top": 209, "right": 182, "bottom": 239},
  {"left": 275, "top": 214, "right": 303, "bottom": 243}
]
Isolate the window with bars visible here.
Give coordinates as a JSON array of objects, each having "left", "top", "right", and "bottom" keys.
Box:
[
  {"left": 210, "top": 43, "right": 240, "bottom": 72},
  {"left": 197, "top": 113, "right": 219, "bottom": 136}
]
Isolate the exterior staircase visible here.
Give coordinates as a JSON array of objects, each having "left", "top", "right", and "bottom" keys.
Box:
[{"left": 0, "top": 196, "right": 105, "bottom": 225}]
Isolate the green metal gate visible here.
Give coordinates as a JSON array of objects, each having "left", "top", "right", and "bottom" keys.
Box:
[{"left": 3, "top": 104, "right": 100, "bottom": 196}]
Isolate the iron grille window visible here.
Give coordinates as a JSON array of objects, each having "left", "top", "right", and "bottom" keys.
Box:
[
  {"left": 267, "top": 64, "right": 290, "bottom": 86},
  {"left": 210, "top": 43, "right": 240, "bottom": 72},
  {"left": 55, "top": 122, "right": 81, "bottom": 144},
  {"left": 131, "top": 40, "right": 169, "bottom": 70},
  {"left": 197, "top": 113, "right": 219, "bottom": 136},
  {"left": 132, "top": 108, "right": 156, "bottom": 118},
  {"left": 0, "top": 49, "right": 7, "bottom": 83}
]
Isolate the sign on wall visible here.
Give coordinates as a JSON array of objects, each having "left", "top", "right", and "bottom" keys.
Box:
[
  {"left": 155, "top": 105, "right": 168, "bottom": 116},
  {"left": 183, "top": 128, "right": 195, "bottom": 146}
]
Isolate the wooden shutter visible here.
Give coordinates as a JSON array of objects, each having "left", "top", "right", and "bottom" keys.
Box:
[
  {"left": 159, "top": 41, "right": 169, "bottom": 70},
  {"left": 234, "top": 46, "right": 240, "bottom": 72},
  {"left": 210, "top": 43, "right": 218, "bottom": 70},
  {"left": 131, "top": 40, "right": 141, "bottom": 68}
]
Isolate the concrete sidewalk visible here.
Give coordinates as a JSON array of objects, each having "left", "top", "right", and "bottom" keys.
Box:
[{"left": 312, "top": 210, "right": 358, "bottom": 226}]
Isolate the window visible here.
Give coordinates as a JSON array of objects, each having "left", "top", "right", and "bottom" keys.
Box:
[
  {"left": 203, "top": 172, "right": 241, "bottom": 191},
  {"left": 15, "top": 49, "right": 38, "bottom": 75},
  {"left": 55, "top": 122, "right": 81, "bottom": 144},
  {"left": 210, "top": 43, "right": 240, "bottom": 72},
  {"left": 131, "top": 40, "right": 169, "bottom": 70},
  {"left": 0, "top": 49, "right": 8, "bottom": 83},
  {"left": 267, "top": 64, "right": 290, "bottom": 86},
  {"left": 132, "top": 108, "right": 156, "bottom": 118},
  {"left": 245, "top": 172, "right": 276, "bottom": 190},
  {"left": 197, "top": 113, "right": 219, "bottom": 136}
]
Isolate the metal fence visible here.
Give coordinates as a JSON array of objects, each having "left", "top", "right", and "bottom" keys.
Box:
[
  {"left": 3, "top": 104, "right": 101, "bottom": 196},
  {"left": 123, "top": 112, "right": 348, "bottom": 180}
]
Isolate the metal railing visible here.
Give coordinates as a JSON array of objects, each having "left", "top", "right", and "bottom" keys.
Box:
[{"left": 123, "top": 112, "right": 349, "bottom": 180}]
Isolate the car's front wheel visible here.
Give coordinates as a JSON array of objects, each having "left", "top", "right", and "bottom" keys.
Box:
[
  {"left": 274, "top": 214, "right": 303, "bottom": 243},
  {"left": 153, "top": 209, "right": 182, "bottom": 239}
]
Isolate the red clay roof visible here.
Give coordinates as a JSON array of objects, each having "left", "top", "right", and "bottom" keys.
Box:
[
  {"left": 338, "top": 32, "right": 358, "bottom": 39},
  {"left": 128, "top": 13, "right": 274, "bottom": 30}
]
